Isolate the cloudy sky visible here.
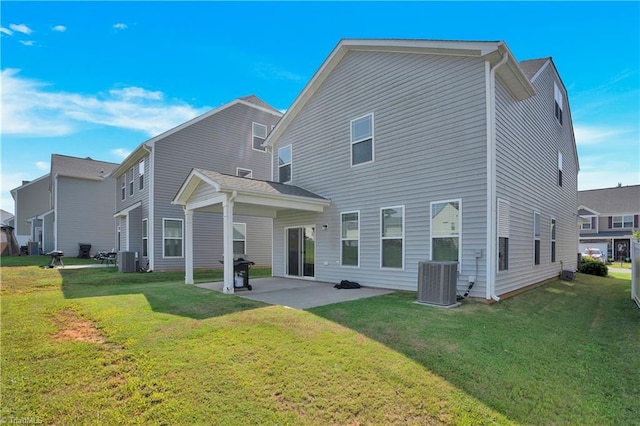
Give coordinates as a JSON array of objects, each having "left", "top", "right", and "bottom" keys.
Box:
[{"left": 1, "top": 1, "right": 638, "bottom": 214}]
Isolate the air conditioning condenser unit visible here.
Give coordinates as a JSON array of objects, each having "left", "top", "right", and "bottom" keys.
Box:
[{"left": 417, "top": 261, "right": 459, "bottom": 307}]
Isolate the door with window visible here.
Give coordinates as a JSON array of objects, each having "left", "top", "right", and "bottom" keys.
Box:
[{"left": 286, "top": 226, "right": 315, "bottom": 278}]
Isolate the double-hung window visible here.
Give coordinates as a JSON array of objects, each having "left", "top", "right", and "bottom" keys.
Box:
[
  {"left": 554, "top": 82, "right": 563, "bottom": 125},
  {"left": 163, "top": 218, "right": 183, "bottom": 258},
  {"left": 612, "top": 215, "right": 633, "bottom": 228},
  {"left": 557, "top": 151, "right": 563, "bottom": 187},
  {"left": 351, "top": 113, "right": 374, "bottom": 166},
  {"left": 381, "top": 206, "right": 404, "bottom": 269},
  {"left": 341, "top": 211, "right": 359, "bottom": 267},
  {"left": 233, "top": 223, "right": 246, "bottom": 255},
  {"left": 142, "top": 218, "right": 148, "bottom": 257},
  {"left": 550, "top": 218, "right": 557, "bottom": 263},
  {"left": 431, "top": 200, "right": 461, "bottom": 263},
  {"left": 139, "top": 160, "right": 145, "bottom": 190},
  {"left": 498, "top": 199, "right": 509, "bottom": 271},
  {"left": 252, "top": 122, "right": 267, "bottom": 151},
  {"left": 278, "top": 145, "right": 292, "bottom": 183},
  {"left": 121, "top": 177, "right": 126, "bottom": 200},
  {"left": 534, "top": 212, "right": 541, "bottom": 265},
  {"left": 129, "top": 168, "right": 134, "bottom": 196}
]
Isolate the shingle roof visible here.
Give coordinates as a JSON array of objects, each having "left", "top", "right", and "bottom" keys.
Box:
[
  {"left": 194, "top": 169, "right": 328, "bottom": 201},
  {"left": 577, "top": 185, "right": 640, "bottom": 215},
  {"left": 239, "top": 95, "right": 281, "bottom": 114},
  {"left": 519, "top": 58, "right": 550, "bottom": 80},
  {"left": 51, "top": 154, "right": 119, "bottom": 181}
]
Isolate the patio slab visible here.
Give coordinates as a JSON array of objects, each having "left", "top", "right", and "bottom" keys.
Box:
[{"left": 195, "top": 277, "right": 394, "bottom": 309}]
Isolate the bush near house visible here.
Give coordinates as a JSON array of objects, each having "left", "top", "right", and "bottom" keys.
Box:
[{"left": 579, "top": 258, "right": 609, "bottom": 276}]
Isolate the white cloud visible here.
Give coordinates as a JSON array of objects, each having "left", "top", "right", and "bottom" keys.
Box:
[
  {"left": 111, "top": 148, "right": 131, "bottom": 160},
  {"left": 254, "top": 62, "right": 304, "bottom": 82},
  {"left": 35, "top": 161, "right": 50, "bottom": 171},
  {"left": 19, "top": 40, "right": 36, "bottom": 47},
  {"left": 9, "top": 23, "right": 32, "bottom": 35},
  {"left": 573, "top": 124, "right": 627, "bottom": 146},
  {"left": 0, "top": 69, "right": 207, "bottom": 138},
  {"left": 113, "top": 23, "right": 128, "bottom": 30},
  {"left": 0, "top": 27, "right": 13, "bottom": 36},
  {"left": 52, "top": 25, "right": 67, "bottom": 33}
]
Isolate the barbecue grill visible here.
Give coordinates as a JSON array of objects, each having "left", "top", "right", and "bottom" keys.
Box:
[{"left": 219, "top": 255, "right": 256, "bottom": 290}]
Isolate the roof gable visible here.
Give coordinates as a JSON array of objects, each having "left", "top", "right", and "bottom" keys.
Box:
[{"left": 51, "top": 154, "right": 119, "bottom": 181}]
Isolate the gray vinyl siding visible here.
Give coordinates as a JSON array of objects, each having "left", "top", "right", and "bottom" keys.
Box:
[
  {"left": 152, "top": 102, "right": 280, "bottom": 270},
  {"left": 42, "top": 211, "right": 54, "bottom": 253},
  {"left": 272, "top": 51, "right": 489, "bottom": 294},
  {"left": 14, "top": 176, "right": 50, "bottom": 238},
  {"left": 494, "top": 63, "right": 578, "bottom": 295},
  {"left": 56, "top": 176, "right": 116, "bottom": 256}
]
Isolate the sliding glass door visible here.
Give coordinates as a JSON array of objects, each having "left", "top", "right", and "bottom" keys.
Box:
[{"left": 286, "top": 226, "right": 315, "bottom": 278}]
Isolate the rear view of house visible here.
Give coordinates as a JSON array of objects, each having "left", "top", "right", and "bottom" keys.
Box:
[{"left": 110, "top": 95, "right": 282, "bottom": 271}]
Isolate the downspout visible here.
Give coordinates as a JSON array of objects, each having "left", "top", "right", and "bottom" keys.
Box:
[
  {"left": 486, "top": 47, "right": 509, "bottom": 302},
  {"left": 142, "top": 144, "right": 154, "bottom": 270}
]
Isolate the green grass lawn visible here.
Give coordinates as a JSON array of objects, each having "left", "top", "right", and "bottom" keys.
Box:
[{"left": 2, "top": 257, "right": 638, "bottom": 424}]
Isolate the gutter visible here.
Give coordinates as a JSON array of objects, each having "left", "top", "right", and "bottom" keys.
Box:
[{"left": 485, "top": 46, "right": 509, "bottom": 302}]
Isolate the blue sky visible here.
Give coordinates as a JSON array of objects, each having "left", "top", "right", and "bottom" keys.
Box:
[{"left": 1, "top": 1, "right": 639, "bottom": 214}]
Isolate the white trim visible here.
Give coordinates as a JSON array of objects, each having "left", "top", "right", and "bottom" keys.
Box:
[
  {"left": 236, "top": 167, "right": 253, "bottom": 179},
  {"left": 340, "top": 210, "right": 360, "bottom": 268},
  {"left": 612, "top": 214, "right": 634, "bottom": 229},
  {"left": 141, "top": 218, "right": 148, "bottom": 258},
  {"left": 128, "top": 167, "right": 134, "bottom": 197},
  {"left": 252, "top": 122, "right": 268, "bottom": 152},
  {"left": 148, "top": 148, "right": 155, "bottom": 270},
  {"left": 278, "top": 144, "right": 292, "bottom": 183},
  {"left": 113, "top": 201, "right": 142, "bottom": 218},
  {"left": 138, "top": 160, "right": 145, "bottom": 190},
  {"left": 162, "top": 218, "right": 184, "bottom": 258},
  {"left": 284, "top": 225, "right": 316, "bottom": 279},
  {"left": 429, "top": 199, "right": 462, "bottom": 269},
  {"left": 120, "top": 176, "right": 126, "bottom": 201},
  {"left": 497, "top": 198, "right": 510, "bottom": 272},
  {"left": 533, "top": 211, "right": 541, "bottom": 266},
  {"left": 550, "top": 217, "right": 557, "bottom": 263},
  {"left": 380, "top": 205, "right": 405, "bottom": 270},
  {"left": 350, "top": 113, "right": 375, "bottom": 167},
  {"left": 233, "top": 222, "right": 247, "bottom": 255}
]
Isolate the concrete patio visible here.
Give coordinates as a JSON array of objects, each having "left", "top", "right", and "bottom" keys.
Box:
[{"left": 195, "top": 277, "right": 394, "bottom": 309}]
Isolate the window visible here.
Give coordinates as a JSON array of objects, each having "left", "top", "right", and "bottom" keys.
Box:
[
  {"left": 139, "top": 160, "right": 145, "bottom": 190},
  {"left": 351, "top": 113, "right": 374, "bottom": 166},
  {"left": 129, "top": 168, "right": 134, "bottom": 196},
  {"left": 431, "top": 200, "right": 461, "bottom": 263},
  {"left": 498, "top": 199, "right": 509, "bottom": 271},
  {"left": 233, "top": 223, "right": 246, "bottom": 255},
  {"left": 278, "top": 145, "right": 292, "bottom": 183},
  {"left": 121, "top": 177, "right": 126, "bottom": 200},
  {"left": 252, "top": 122, "right": 267, "bottom": 151},
  {"left": 142, "top": 219, "right": 148, "bottom": 257},
  {"left": 163, "top": 219, "right": 183, "bottom": 258},
  {"left": 341, "top": 211, "right": 359, "bottom": 267},
  {"left": 581, "top": 216, "right": 593, "bottom": 230},
  {"left": 236, "top": 168, "right": 252, "bottom": 179},
  {"left": 550, "top": 218, "right": 556, "bottom": 263},
  {"left": 381, "top": 206, "right": 404, "bottom": 269},
  {"left": 612, "top": 215, "right": 633, "bottom": 229},
  {"left": 554, "top": 82, "right": 563, "bottom": 125},
  {"left": 534, "top": 212, "right": 541, "bottom": 265},
  {"left": 557, "top": 151, "right": 563, "bottom": 187}
]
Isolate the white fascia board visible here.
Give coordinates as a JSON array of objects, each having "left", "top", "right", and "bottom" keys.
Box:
[
  {"left": 10, "top": 173, "right": 50, "bottom": 194},
  {"left": 172, "top": 170, "right": 221, "bottom": 206},
  {"left": 113, "top": 201, "right": 142, "bottom": 218}
]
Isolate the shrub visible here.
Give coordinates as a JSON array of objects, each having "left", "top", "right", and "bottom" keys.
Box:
[{"left": 579, "top": 259, "right": 608, "bottom": 277}]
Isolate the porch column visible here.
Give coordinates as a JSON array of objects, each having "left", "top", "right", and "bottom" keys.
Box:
[
  {"left": 185, "top": 208, "right": 194, "bottom": 285},
  {"left": 222, "top": 193, "right": 235, "bottom": 294}
]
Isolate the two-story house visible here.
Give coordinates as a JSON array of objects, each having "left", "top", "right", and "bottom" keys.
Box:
[
  {"left": 110, "top": 95, "right": 282, "bottom": 271},
  {"left": 10, "top": 154, "right": 118, "bottom": 255},
  {"left": 578, "top": 184, "right": 640, "bottom": 261},
  {"left": 174, "top": 39, "right": 579, "bottom": 300}
]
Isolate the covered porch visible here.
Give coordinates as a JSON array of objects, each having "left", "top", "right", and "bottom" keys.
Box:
[{"left": 172, "top": 169, "right": 330, "bottom": 293}]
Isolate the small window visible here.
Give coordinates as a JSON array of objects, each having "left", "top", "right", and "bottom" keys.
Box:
[
  {"left": 612, "top": 215, "right": 633, "bottom": 229},
  {"left": 554, "top": 82, "right": 563, "bottom": 125},
  {"left": 557, "top": 151, "right": 563, "bottom": 187},
  {"left": 121, "top": 177, "right": 126, "bottom": 201},
  {"left": 431, "top": 200, "right": 461, "bottom": 263},
  {"left": 534, "top": 212, "right": 541, "bottom": 265},
  {"left": 236, "top": 168, "right": 252, "bottom": 179},
  {"left": 278, "top": 145, "right": 292, "bottom": 183},
  {"left": 351, "top": 113, "right": 374, "bottom": 166},
  {"left": 163, "top": 218, "right": 183, "bottom": 258},
  {"left": 550, "top": 218, "right": 556, "bottom": 263},
  {"left": 129, "top": 168, "right": 134, "bottom": 196},
  {"left": 139, "top": 160, "right": 145, "bottom": 190},
  {"left": 252, "top": 122, "right": 267, "bottom": 151},
  {"left": 233, "top": 223, "right": 246, "bottom": 255},
  {"left": 498, "top": 199, "right": 509, "bottom": 271},
  {"left": 381, "top": 206, "right": 404, "bottom": 269},
  {"left": 341, "top": 211, "right": 359, "bottom": 267},
  {"left": 142, "top": 218, "right": 148, "bottom": 257},
  {"left": 581, "top": 217, "right": 593, "bottom": 230}
]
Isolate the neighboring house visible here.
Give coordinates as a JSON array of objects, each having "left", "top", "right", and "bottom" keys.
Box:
[
  {"left": 578, "top": 184, "right": 640, "bottom": 261},
  {"left": 1, "top": 209, "right": 15, "bottom": 227},
  {"left": 174, "top": 39, "right": 579, "bottom": 300},
  {"left": 10, "top": 154, "right": 118, "bottom": 255},
  {"left": 109, "top": 95, "right": 282, "bottom": 271}
]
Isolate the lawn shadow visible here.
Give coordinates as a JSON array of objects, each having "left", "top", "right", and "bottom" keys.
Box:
[{"left": 59, "top": 267, "right": 269, "bottom": 320}]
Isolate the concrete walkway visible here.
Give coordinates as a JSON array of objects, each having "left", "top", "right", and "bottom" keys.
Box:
[{"left": 195, "top": 277, "right": 394, "bottom": 309}]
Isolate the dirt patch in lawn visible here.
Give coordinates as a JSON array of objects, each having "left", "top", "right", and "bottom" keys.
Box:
[{"left": 51, "top": 308, "right": 106, "bottom": 344}]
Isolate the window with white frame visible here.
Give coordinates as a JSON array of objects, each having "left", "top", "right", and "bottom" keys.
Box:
[
  {"left": 612, "top": 215, "right": 633, "bottom": 228},
  {"left": 498, "top": 199, "right": 509, "bottom": 271},
  {"left": 554, "top": 82, "right": 563, "bottom": 125},
  {"left": 534, "top": 212, "right": 541, "bottom": 265},
  {"left": 341, "top": 211, "right": 359, "bottom": 267},
  {"left": 351, "top": 113, "right": 374, "bottom": 166},
  {"left": 163, "top": 218, "right": 183, "bottom": 258},
  {"left": 236, "top": 168, "right": 252, "bottom": 179},
  {"left": 139, "top": 160, "right": 145, "bottom": 190},
  {"left": 557, "top": 151, "right": 563, "bottom": 187},
  {"left": 381, "top": 206, "right": 404, "bottom": 269},
  {"left": 252, "top": 122, "right": 267, "bottom": 151},
  {"left": 278, "top": 145, "right": 292, "bottom": 183},
  {"left": 129, "top": 168, "right": 134, "bottom": 196},
  {"left": 233, "top": 223, "right": 246, "bottom": 255},
  {"left": 121, "top": 177, "right": 126, "bottom": 200},
  {"left": 142, "top": 218, "right": 148, "bottom": 257},
  {"left": 431, "top": 200, "right": 461, "bottom": 263},
  {"left": 550, "top": 218, "right": 556, "bottom": 263}
]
